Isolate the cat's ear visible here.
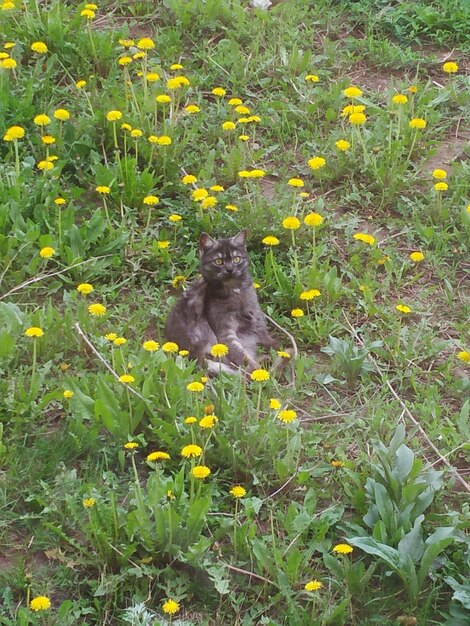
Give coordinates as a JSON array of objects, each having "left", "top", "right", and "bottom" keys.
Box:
[
  {"left": 199, "top": 232, "right": 217, "bottom": 251},
  {"left": 231, "top": 229, "right": 248, "bottom": 246}
]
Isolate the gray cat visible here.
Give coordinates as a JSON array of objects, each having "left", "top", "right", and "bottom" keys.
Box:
[{"left": 165, "top": 230, "right": 276, "bottom": 374}]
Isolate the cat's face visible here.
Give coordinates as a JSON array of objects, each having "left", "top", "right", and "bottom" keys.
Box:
[{"left": 199, "top": 231, "right": 250, "bottom": 285}]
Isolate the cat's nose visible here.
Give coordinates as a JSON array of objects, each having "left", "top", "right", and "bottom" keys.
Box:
[{"left": 226, "top": 266, "right": 233, "bottom": 274}]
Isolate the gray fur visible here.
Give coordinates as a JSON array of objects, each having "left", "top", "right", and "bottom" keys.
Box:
[{"left": 165, "top": 231, "right": 275, "bottom": 372}]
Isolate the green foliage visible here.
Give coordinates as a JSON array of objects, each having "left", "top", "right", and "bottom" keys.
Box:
[
  {"left": 320, "top": 335, "right": 382, "bottom": 388},
  {"left": 0, "top": 0, "right": 469, "bottom": 623}
]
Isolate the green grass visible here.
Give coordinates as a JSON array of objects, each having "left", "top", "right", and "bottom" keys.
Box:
[{"left": 0, "top": 0, "right": 469, "bottom": 624}]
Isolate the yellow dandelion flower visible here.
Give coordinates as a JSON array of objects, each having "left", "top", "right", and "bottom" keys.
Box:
[
  {"left": 238, "top": 134, "right": 250, "bottom": 141},
  {"left": 34, "top": 114, "right": 51, "bottom": 126},
  {"left": 282, "top": 216, "right": 300, "bottom": 230},
  {"left": 192, "top": 188, "right": 209, "bottom": 202},
  {"left": 392, "top": 94, "right": 408, "bottom": 104},
  {"left": 77, "top": 283, "right": 94, "bottom": 295},
  {"left": 113, "top": 337, "right": 126, "bottom": 346},
  {"left": 304, "top": 213, "right": 324, "bottom": 227},
  {"left": 349, "top": 112, "right": 367, "bottom": 125},
  {"left": 76, "top": 80, "right": 87, "bottom": 89},
  {"left": 333, "top": 543, "right": 353, "bottom": 554},
  {"left": 145, "top": 72, "right": 160, "bottom": 82},
  {"left": 277, "top": 409, "right": 297, "bottom": 423},
  {"left": 269, "top": 398, "right": 281, "bottom": 410},
  {"left": 225, "top": 204, "right": 239, "bottom": 211},
  {"left": 80, "top": 8, "right": 95, "bottom": 18},
  {"left": 304, "top": 579, "right": 323, "bottom": 591},
  {"left": 212, "top": 87, "right": 226, "bottom": 97},
  {"left": 25, "top": 327, "right": 44, "bottom": 338},
  {"left": 210, "top": 343, "right": 229, "bottom": 357},
  {"left": 41, "top": 135, "right": 55, "bottom": 145},
  {"left": 37, "top": 160, "right": 54, "bottom": 171},
  {"left": 343, "top": 86, "right": 362, "bottom": 98},
  {"left": 124, "top": 442, "right": 139, "bottom": 449},
  {"left": 192, "top": 465, "right": 211, "bottom": 479},
  {"left": 409, "top": 251, "right": 424, "bottom": 262},
  {"left": 305, "top": 74, "right": 319, "bottom": 82},
  {"left": 187, "top": 381, "right": 204, "bottom": 392},
  {"left": 442, "top": 61, "right": 458, "bottom": 74},
  {"left": 96, "top": 185, "right": 111, "bottom": 194},
  {"left": 169, "top": 214, "right": 182, "bottom": 222},
  {"left": 184, "top": 416, "right": 197, "bottom": 424},
  {"left": 341, "top": 104, "right": 365, "bottom": 117},
  {"left": 162, "top": 599, "right": 180, "bottom": 615},
  {"left": 147, "top": 451, "right": 170, "bottom": 461},
  {"left": 222, "top": 121, "right": 236, "bottom": 131},
  {"left": 396, "top": 304, "right": 412, "bottom": 314},
  {"left": 31, "top": 41, "right": 48, "bottom": 54},
  {"left": 182, "top": 174, "right": 197, "bottom": 184},
  {"left": 106, "top": 110, "right": 122, "bottom": 122},
  {"left": 82, "top": 497, "right": 96, "bottom": 508},
  {"left": 353, "top": 233, "right": 375, "bottom": 245},
  {"left": 434, "top": 182, "right": 448, "bottom": 191},
  {"left": 156, "top": 135, "right": 172, "bottom": 145},
  {"left": 250, "top": 369, "right": 270, "bottom": 382},
  {"left": 181, "top": 444, "right": 203, "bottom": 458},
  {"left": 308, "top": 156, "right": 326, "bottom": 170},
  {"left": 228, "top": 97, "right": 243, "bottom": 106},
  {"left": 88, "top": 303, "right": 107, "bottom": 316},
  {"left": 142, "top": 340, "right": 159, "bottom": 352},
  {"left": 172, "top": 276, "right": 186, "bottom": 288},
  {"left": 331, "top": 460, "right": 344, "bottom": 468},
  {"left": 170, "top": 63, "right": 183, "bottom": 70},
  {"left": 30, "top": 596, "right": 51, "bottom": 612},
  {"left": 456, "top": 351, "right": 470, "bottom": 363},
  {"left": 156, "top": 94, "right": 171, "bottom": 103},
  {"left": 1, "top": 58, "right": 17, "bottom": 69},
  {"left": 235, "top": 105, "right": 250, "bottom": 115},
  {"left": 409, "top": 118, "right": 426, "bottom": 129},
  {"left": 335, "top": 139, "right": 351, "bottom": 151},
  {"left": 119, "top": 374, "right": 135, "bottom": 384},
  {"left": 52, "top": 108, "right": 70, "bottom": 123},
  {"left": 432, "top": 169, "right": 447, "bottom": 179},
  {"left": 291, "top": 308, "right": 304, "bottom": 318},
  {"left": 118, "top": 56, "right": 132, "bottom": 66},
  {"left": 230, "top": 485, "right": 246, "bottom": 498},
  {"left": 185, "top": 104, "right": 200, "bottom": 113},
  {"left": 63, "top": 390, "right": 74, "bottom": 399},
  {"left": 3, "top": 125, "right": 25, "bottom": 141},
  {"left": 201, "top": 196, "right": 217, "bottom": 209},
  {"left": 300, "top": 289, "right": 321, "bottom": 300},
  {"left": 199, "top": 414, "right": 218, "bottom": 429},
  {"left": 162, "top": 341, "right": 179, "bottom": 353},
  {"left": 143, "top": 195, "right": 159, "bottom": 205},
  {"left": 39, "top": 246, "right": 55, "bottom": 258},
  {"left": 288, "top": 178, "right": 304, "bottom": 187},
  {"left": 104, "top": 333, "right": 117, "bottom": 341},
  {"left": 137, "top": 37, "right": 155, "bottom": 50}
]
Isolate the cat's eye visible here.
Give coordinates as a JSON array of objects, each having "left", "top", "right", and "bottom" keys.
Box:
[
  {"left": 233, "top": 256, "right": 241, "bottom": 264},
  {"left": 214, "top": 258, "right": 223, "bottom": 266}
]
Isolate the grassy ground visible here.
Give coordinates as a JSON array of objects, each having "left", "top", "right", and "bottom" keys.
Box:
[{"left": 0, "top": 0, "right": 469, "bottom": 624}]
